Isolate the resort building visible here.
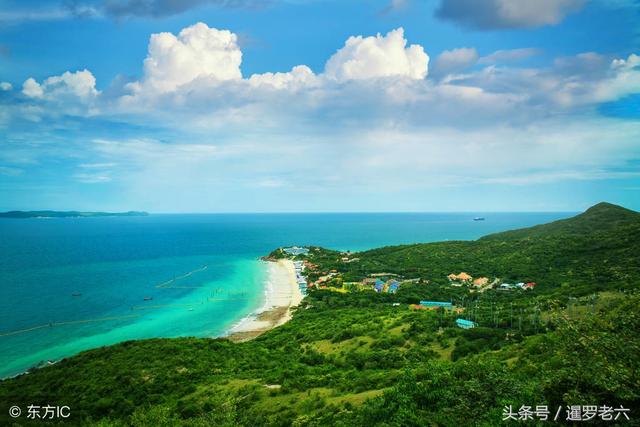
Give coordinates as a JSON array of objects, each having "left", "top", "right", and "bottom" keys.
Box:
[
  {"left": 362, "top": 277, "right": 401, "bottom": 294},
  {"left": 387, "top": 280, "right": 400, "bottom": 293},
  {"left": 473, "top": 277, "right": 489, "bottom": 286},
  {"left": 303, "top": 260, "right": 318, "bottom": 271},
  {"left": 456, "top": 319, "right": 477, "bottom": 329},
  {"left": 419, "top": 301, "right": 453, "bottom": 308},
  {"left": 447, "top": 272, "right": 473, "bottom": 282},
  {"left": 283, "top": 246, "right": 310, "bottom": 256},
  {"left": 457, "top": 272, "right": 472, "bottom": 282}
]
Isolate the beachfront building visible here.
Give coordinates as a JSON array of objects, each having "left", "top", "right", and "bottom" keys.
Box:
[
  {"left": 499, "top": 283, "right": 514, "bottom": 290},
  {"left": 299, "top": 282, "right": 308, "bottom": 296},
  {"left": 283, "top": 246, "right": 310, "bottom": 256},
  {"left": 293, "top": 260, "right": 308, "bottom": 295},
  {"left": 456, "top": 319, "right": 477, "bottom": 329}
]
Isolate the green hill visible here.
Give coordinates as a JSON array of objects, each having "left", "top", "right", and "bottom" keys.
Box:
[
  {"left": 481, "top": 202, "right": 640, "bottom": 240},
  {"left": 0, "top": 203, "right": 638, "bottom": 426},
  {"left": 304, "top": 202, "right": 640, "bottom": 297}
]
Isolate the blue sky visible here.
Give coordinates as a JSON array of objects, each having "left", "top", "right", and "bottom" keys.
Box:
[{"left": 0, "top": 0, "right": 639, "bottom": 212}]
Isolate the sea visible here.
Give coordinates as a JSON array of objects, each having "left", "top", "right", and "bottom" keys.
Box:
[{"left": 0, "top": 212, "right": 572, "bottom": 378}]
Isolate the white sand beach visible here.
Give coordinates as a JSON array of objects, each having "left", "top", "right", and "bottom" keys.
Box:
[{"left": 226, "top": 259, "right": 303, "bottom": 342}]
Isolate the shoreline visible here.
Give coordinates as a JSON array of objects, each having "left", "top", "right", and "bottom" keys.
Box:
[
  {"left": 2, "top": 259, "right": 302, "bottom": 379},
  {"left": 225, "top": 259, "right": 303, "bottom": 342}
]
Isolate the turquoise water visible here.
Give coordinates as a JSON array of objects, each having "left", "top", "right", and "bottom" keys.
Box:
[{"left": 0, "top": 212, "right": 572, "bottom": 377}]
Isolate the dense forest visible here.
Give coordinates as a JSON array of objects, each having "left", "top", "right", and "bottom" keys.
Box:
[{"left": 1, "top": 202, "right": 639, "bottom": 426}]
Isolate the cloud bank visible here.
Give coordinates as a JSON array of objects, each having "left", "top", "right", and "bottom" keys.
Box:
[{"left": 3, "top": 22, "right": 640, "bottom": 211}]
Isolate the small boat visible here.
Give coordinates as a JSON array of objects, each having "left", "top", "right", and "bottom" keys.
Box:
[
  {"left": 71, "top": 292, "right": 82, "bottom": 297},
  {"left": 188, "top": 308, "right": 194, "bottom": 311},
  {"left": 473, "top": 217, "right": 485, "bottom": 221},
  {"left": 143, "top": 297, "right": 153, "bottom": 301}
]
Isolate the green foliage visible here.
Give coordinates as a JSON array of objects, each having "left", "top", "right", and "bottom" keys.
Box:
[
  {"left": 303, "top": 202, "right": 640, "bottom": 299},
  {"left": 1, "top": 203, "right": 639, "bottom": 426}
]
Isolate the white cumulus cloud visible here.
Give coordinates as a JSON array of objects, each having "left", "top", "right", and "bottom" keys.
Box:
[
  {"left": 22, "top": 78, "right": 43, "bottom": 98},
  {"left": 0, "top": 81, "right": 12, "bottom": 91},
  {"left": 22, "top": 70, "right": 98, "bottom": 100},
  {"left": 324, "top": 28, "right": 429, "bottom": 81},
  {"left": 249, "top": 65, "right": 318, "bottom": 90},
  {"left": 128, "top": 22, "right": 242, "bottom": 95}
]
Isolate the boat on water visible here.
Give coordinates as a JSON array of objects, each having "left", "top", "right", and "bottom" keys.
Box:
[
  {"left": 71, "top": 292, "right": 82, "bottom": 297},
  {"left": 143, "top": 297, "right": 153, "bottom": 301},
  {"left": 473, "top": 217, "right": 486, "bottom": 221}
]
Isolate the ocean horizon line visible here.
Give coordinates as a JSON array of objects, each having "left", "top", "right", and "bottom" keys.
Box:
[{"left": 0, "top": 210, "right": 582, "bottom": 215}]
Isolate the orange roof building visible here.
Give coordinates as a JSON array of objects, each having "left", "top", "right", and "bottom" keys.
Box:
[
  {"left": 473, "top": 277, "right": 489, "bottom": 286},
  {"left": 448, "top": 272, "right": 472, "bottom": 281},
  {"left": 457, "top": 272, "right": 472, "bottom": 281}
]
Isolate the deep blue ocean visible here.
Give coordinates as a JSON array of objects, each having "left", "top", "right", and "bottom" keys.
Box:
[{"left": 0, "top": 212, "right": 572, "bottom": 377}]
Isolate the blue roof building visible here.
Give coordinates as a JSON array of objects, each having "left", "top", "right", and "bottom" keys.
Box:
[
  {"left": 456, "top": 319, "right": 477, "bottom": 329},
  {"left": 420, "top": 301, "right": 452, "bottom": 308}
]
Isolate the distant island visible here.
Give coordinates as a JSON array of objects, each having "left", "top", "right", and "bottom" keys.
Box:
[{"left": 0, "top": 210, "right": 149, "bottom": 218}]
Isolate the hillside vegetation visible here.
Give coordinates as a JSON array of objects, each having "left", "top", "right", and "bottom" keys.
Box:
[
  {"left": 294, "top": 202, "right": 640, "bottom": 298},
  {"left": 1, "top": 202, "right": 639, "bottom": 426}
]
